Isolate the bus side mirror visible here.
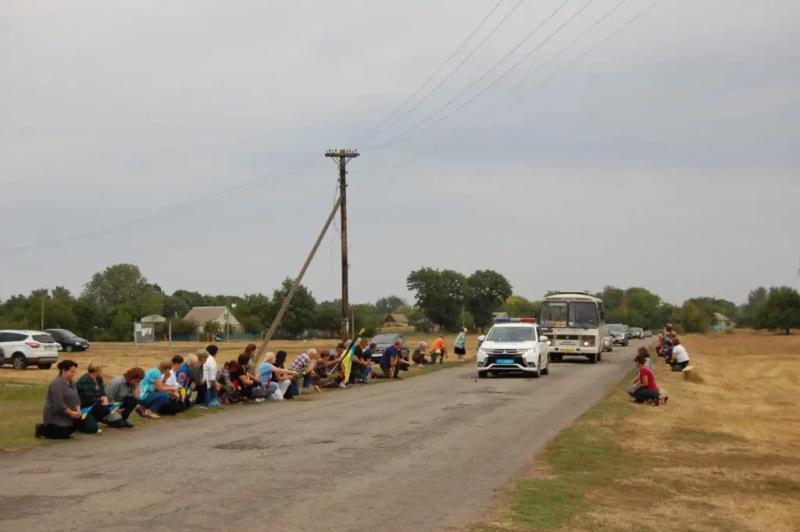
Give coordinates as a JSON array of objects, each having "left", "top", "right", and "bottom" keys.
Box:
[{"left": 477, "top": 335, "right": 486, "bottom": 347}]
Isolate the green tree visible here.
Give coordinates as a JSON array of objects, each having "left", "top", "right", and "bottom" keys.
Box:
[
  {"left": 81, "top": 264, "right": 165, "bottom": 340},
  {"left": 351, "top": 303, "right": 383, "bottom": 337},
  {"left": 741, "top": 287, "right": 768, "bottom": 328},
  {"left": 314, "top": 301, "right": 341, "bottom": 337},
  {"left": 499, "top": 295, "right": 541, "bottom": 318},
  {"left": 269, "top": 278, "right": 317, "bottom": 338},
  {"left": 674, "top": 301, "right": 709, "bottom": 333},
  {"left": 758, "top": 286, "right": 800, "bottom": 334},
  {"left": 466, "top": 270, "right": 513, "bottom": 331},
  {"left": 375, "top": 296, "right": 407, "bottom": 314},
  {"left": 406, "top": 268, "right": 468, "bottom": 331}
]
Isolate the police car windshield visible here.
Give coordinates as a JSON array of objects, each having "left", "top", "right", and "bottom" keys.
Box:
[{"left": 486, "top": 326, "right": 535, "bottom": 342}]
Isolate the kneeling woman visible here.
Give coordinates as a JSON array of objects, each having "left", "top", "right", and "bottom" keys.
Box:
[
  {"left": 629, "top": 354, "right": 661, "bottom": 404},
  {"left": 36, "top": 360, "right": 84, "bottom": 439}
]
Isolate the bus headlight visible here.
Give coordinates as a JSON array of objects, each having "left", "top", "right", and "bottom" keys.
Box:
[{"left": 581, "top": 336, "right": 596, "bottom": 347}]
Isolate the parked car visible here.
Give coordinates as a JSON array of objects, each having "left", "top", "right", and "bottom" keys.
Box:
[
  {"left": 606, "top": 324, "right": 629, "bottom": 347},
  {"left": 630, "top": 327, "right": 644, "bottom": 339},
  {"left": 643, "top": 330, "right": 653, "bottom": 338},
  {"left": 45, "top": 328, "right": 90, "bottom": 352},
  {"left": 368, "top": 333, "right": 410, "bottom": 361},
  {"left": 0, "top": 330, "right": 60, "bottom": 369}
]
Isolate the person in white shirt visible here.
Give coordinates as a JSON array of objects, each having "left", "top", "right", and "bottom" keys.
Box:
[
  {"left": 202, "top": 345, "right": 221, "bottom": 407},
  {"left": 166, "top": 355, "right": 183, "bottom": 387},
  {"left": 669, "top": 337, "right": 690, "bottom": 371}
]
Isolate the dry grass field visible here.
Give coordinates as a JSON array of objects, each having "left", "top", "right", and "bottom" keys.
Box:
[
  {"left": 476, "top": 329, "right": 800, "bottom": 531},
  {"left": 0, "top": 333, "right": 479, "bottom": 385}
]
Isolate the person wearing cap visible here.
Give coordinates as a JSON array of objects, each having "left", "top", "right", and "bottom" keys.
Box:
[
  {"left": 379, "top": 339, "right": 410, "bottom": 379},
  {"left": 454, "top": 328, "right": 467, "bottom": 361}
]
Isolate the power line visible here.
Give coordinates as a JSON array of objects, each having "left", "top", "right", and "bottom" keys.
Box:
[
  {"left": 3, "top": 2, "right": 515, "bottom": 255},
  {"left": 0, "top": 160, "right": 316, "bottom": 254},
  {"left": 387, "top": 0, "right": 660, "bottom": 172},
  {"left": 355, "top": 0, "right": 508, "bottom": 142},
  {"left": 366, "top": 0, "right": 575, "bottom": 148},
  {"left": 368, "top": 0, "right": 597, "bottom": 150},
  {"left": 364, "top": 0, "right": 527, "bottom": 142}
]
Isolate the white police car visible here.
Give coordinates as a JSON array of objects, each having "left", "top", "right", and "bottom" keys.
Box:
[{"left": 476, "top": 318, "right": 550, "bottom": 378}]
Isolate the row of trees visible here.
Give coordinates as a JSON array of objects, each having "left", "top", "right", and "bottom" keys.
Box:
[
  {"left": 0, "top": 264, "right": 418, "bottom": 341},
  {"left": 2, "top": 263, "right": 799, "bottom": 340}
]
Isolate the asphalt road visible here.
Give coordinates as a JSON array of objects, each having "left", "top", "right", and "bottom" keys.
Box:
[{"left": 0, "top": 341, "right": 644, "bottom": 531}]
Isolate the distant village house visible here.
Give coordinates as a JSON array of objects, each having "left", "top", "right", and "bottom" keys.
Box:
[
  {"left": 184, "top": 306, "right": 242, "bottom": 333},
  {"left": 382, "top": 313, "right": 410, "bottom": 329},
  {"left": 712, "top": 312, "right": 735, "bottom": 332}
]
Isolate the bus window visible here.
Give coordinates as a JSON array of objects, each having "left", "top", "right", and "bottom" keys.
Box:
[
  {"left": 540, "top": 302, "right": 568, "bottom": 328},
  {"left": 569, "top": 302, "right": 598, "bottom": 328}
]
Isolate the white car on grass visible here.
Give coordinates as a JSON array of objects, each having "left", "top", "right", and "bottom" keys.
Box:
[
  {"left": 0, "top": 330, "right": 60, "bottom": 370},
  {"left": 476, "top": 318, "right": 550, "bottom": 378}
]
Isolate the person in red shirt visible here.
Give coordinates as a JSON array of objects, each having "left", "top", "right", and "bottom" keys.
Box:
[{"left": 629, "top": 354, "right": 662, "bottom": 404}]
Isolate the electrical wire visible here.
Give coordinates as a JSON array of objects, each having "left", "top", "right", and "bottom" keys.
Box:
[
  {"left": 387, "top": 0, "right": 660, "bottom": 172},
  {"left": 367, "top": 0, "right": 597, "bottom": 150},
  {"left": 355, "top": 0, "right": 508, "bottom": 142},
  {"left": 365, "top": 0, "right": 575, "bottom": 148},
  {"left": 362, "top": 0, "right": 527, "bottom": 142},
  {"left": 0, "top": 160, "right": 316, "bottom": 254}
]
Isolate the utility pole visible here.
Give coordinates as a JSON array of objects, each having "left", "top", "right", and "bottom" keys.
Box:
[{"left": 325, "top": 148, "right": 360, "bottom": 340}]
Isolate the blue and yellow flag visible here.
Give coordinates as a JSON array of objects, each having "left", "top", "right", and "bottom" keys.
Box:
[{"left": 341, "top": 328, "right": 365, "bottom": 383}]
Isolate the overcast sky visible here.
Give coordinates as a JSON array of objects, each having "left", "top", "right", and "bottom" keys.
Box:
[{"left": 1, "top": 0, "right": 798, "bottom": 307}]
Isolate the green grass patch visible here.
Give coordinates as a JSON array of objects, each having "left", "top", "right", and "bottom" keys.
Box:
[
  {"left": 0, "top": 382, "right": 48, "bottom": 450},
  {"left": 476, "top": 377, "right": 639, "bottom": 531}
]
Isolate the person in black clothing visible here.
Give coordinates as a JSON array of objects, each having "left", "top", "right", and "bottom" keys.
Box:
[
  {"left": 74, "top": 359, "right": 117, "bottom": 432},
  {"left": 349, "top": 338, "right": 374, "bottom": 384}
]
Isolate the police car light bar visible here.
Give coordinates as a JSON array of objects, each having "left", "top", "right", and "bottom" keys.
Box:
[{"left": 494, "top": 317, "right": 538, "bottom": 323}]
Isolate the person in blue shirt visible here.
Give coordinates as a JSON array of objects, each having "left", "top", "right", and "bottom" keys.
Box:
[
  {"left": 257, "top": 352, "right": 297, "bottom": 400},
  {"left": 379, "top": 340, "right": 410, "bottom": 379}
]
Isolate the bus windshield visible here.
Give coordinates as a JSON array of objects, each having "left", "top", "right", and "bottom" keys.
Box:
[
  {"left": 540, "top": 301, "right": 599, "bottom": 328},
  {"left": 569, "top": 302, "right": 598, "bottom": 328},
  {"left": 539, "top": 302, "right": 567, "bottom": 328}
]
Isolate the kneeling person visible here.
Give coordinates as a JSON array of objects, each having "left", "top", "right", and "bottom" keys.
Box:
[{"left": 379, "top": 340, "right": 409, "bottom": 379}]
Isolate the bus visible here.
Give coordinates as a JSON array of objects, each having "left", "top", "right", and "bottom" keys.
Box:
[{"left": 538, "top": 291, "right": 607, "bottom": 364}]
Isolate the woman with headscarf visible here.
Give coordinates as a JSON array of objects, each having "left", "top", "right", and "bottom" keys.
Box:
[{"left": 454, "top": 328, "right": 467, "bottom": 361}]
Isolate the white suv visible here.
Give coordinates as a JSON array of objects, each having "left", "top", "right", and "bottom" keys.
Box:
[
  {"left": 476, "top": 319, "right": 550, "bottom": 378},
  {"left": 0, "top": 330, "right": 60, "bottom": 370}
]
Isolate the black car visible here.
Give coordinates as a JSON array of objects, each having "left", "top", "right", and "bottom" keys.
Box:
[
  {"left": 368, "top": 333, "right": 410, "bottom": 362},
  {"left": 45, "top": 329, "right": 90, "bottom": 352}
]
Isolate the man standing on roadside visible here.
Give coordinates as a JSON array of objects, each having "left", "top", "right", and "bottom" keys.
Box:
[{"left": 379, "top": 339, "right": 409, "bottom": 379}]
